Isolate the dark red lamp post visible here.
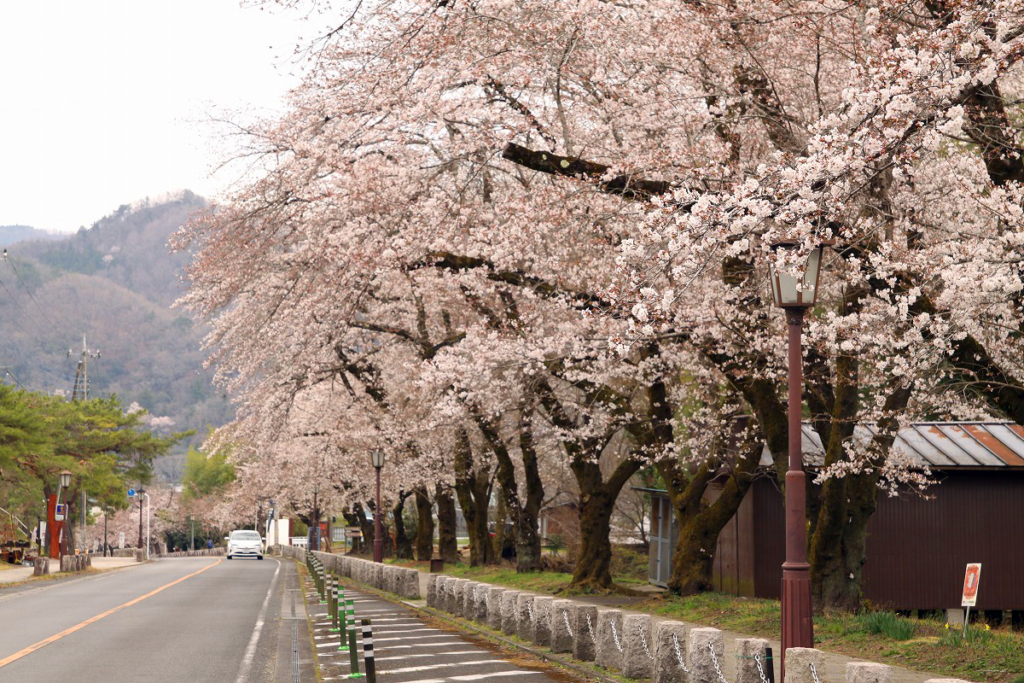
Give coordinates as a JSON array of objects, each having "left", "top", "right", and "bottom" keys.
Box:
[
  {"left": 768, "top": 241, "right": 827, "bottom": 679},
  {"left": 371, "top": 450, "right": 385, "bottom": 563}
]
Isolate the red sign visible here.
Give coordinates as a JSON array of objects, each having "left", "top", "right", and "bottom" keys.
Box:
[{"left": 962, "top": 563, "right": 982, "bottom": 607}]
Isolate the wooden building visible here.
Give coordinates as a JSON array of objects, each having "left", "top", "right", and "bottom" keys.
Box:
[{"left": 646, "top": 422, "right": 1024, "bottom": 615}]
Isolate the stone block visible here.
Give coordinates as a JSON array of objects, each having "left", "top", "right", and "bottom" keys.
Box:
[
  {"left": 443, "top": 577, "right": 459, "bottom": 613},
  {"left": 487, "top": 587, "right": 507, "bottom": 630},
  {"left": 688, "top": 628, "right": 724, "bottom": 683},
  {"left": 474, "top": 583, "right": 490, "bottom": 623},
  {"left": 33, "top": 557, "right": 49, "bottom": 576},
  {"left": 531, "top": 596, "right": 553, "bottom": 646},
  {"left": 784, "top": 648, "right": 825, "bottom": 683},
  {"left": 501, "top": 590, "right": 521, "bottom": 635},
  {"left": 463, "top": 581, "right": 479, "bottom": 619},
  {"left": 622, "top": 613, "right": 654, "bottom": 679},
  {"left": 653, "top": 620, "right": 688, "bottom": 683},
  {"left": 847, "top": 662, "right": 892, "bottom": 683},
  {"left": 550, "top": 599, "right": 576, "bottom": 654},
  {"left": 573, "top": 604, "right": 599, "bottom": 662},
  {"left": 596, "top": 608, "right": 624, "bottom": 671},
  {"left": 516, "top": 593, "right": 536, "bottom": 640},
  {"left": 455, "top": 579, "right": 473, "bottom": 616},
  {"left": 735, "top": 638, "right": 770, "bottom": 683},
  {"left": 427, "top": 574, "right": 442, "bottom": 607},
  {"left": 402, "top": 569, "right": 420, "bottom": 599}
]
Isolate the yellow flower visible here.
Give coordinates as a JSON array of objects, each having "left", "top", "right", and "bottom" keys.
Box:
[
  {"left": 984, "top": 624, "right": 991, "bottom": 631},
  {"left": 944, "top": 623, "right": 949, "bottom": 629}
]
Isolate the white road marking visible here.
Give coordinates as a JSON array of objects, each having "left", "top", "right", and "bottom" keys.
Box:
[
  {"left": 375, "top": 641, "right": 464, "bottom": 650},
  {"left": 449, "top": 672, "right": 538, "bottom": 681},
  {"left": 374, "top": 634, "right": 460, "bottom": 643},
  {"left": 383, "top": 660, "right": 506, "bottom": 675},
  {"left": 233, "top": 558, "right": 281, "bottom": 683}
]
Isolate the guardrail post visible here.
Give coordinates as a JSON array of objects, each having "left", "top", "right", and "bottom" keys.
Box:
[
  {"left": 736, "top": 638, "right": 770, "bottom": 683},
  {"left": 551, "top": 600, "right": 576, "bottom": 654},
  {"left": 362, "top": 619, "right": 376, "bottom": 683},
  {"left": 573, "top": 604, "right": 599, "bottom": 662},
  {"left": 500, "top": 590, "right": 522, "bottom": 636},
  {"left": 847, "top": 662, "right": 892, "bottom": 683},
  {"left": 653, "top": 620, "right": 688, "bottom": 683},
  {"left": 486, "top": 587, "right": 507, "bottom": 631},
  {"left": 516, "top": 594, "right": 536, "bottom": 640},
  {"left": 596, "top": 608, "right": 625, "bottom": 672},
  {"left": 783, "top": 648, "right": 825, "bottom": 683},
  {"left": 623, "top": 613, "right": 654, "bottom": 679},
  {"left": 688, "top": 627, "right": 724, "bottom": 683},
  {"left": 531, "top": 596, "right": 553, "bottom": 646}
]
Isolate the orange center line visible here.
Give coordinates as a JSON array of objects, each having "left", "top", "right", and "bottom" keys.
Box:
[{"left": 0, "top": 558, "right": 224, "bottom": 669}]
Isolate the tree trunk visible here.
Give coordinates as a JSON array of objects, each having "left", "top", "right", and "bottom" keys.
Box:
[
  {"left": 493, "top": 493, "right": 507, "bottom": 556},
  {"left": 414, "top": 487, "right": 434, "bottom": 561},
  {"left": 569, "top": 458, "right": 641, "bottom": 590},
  {"left": 453, "top": 427, "right": 495, "bottom": 566},
  {"left": 393, "top": 492, "right": 414, "bottom": 559},
  {"left": 436, "top": 484, "right": 459, "bottom": 563},
  {"left": 355, "top": 502, "right": 375, "bottom": 554},
  {"left": 341, "top": 508, "right": 364, "bottom": 554},
  {"left": 513, "top": 408, "right": 544, "bottom": 572}
]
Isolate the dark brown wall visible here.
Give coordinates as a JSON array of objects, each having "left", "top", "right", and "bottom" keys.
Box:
[{"left": 711, "top": 471, "right": 1024, "bottom": 610}]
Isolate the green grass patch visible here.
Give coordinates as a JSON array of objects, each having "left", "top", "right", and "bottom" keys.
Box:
[{"left": 858, "top": 611, "right": 917, "bottom": 640}]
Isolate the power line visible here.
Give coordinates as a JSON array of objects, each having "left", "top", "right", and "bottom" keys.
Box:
[{"left": 4, "top": 249, "right": 62, "bottom": 336}]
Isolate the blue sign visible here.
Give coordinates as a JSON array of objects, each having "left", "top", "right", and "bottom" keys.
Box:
[
  {"left": 55, "top": 503, "right": 66, "bottom": 521},
  {"left": 127, "top": 488, "right": 136, "bottom": 498}
]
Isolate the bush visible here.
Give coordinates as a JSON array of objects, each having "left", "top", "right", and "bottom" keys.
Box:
[
  {"left": 940, "top": 625, "right": 994, "bottom": 647},
  {"left": 859, "top": 611, "right": 917, "bottom": 640}
]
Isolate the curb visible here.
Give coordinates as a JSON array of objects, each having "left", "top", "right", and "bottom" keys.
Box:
[{"left": 333, "top": 572, "right": 625, "bottom": 683}]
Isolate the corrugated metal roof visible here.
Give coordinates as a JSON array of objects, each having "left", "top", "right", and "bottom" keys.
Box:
[{"left": 759, "top": 422, "right": 1024, "bottom": 469}]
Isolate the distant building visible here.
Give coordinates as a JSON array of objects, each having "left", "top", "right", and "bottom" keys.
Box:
[{"left": 646, "top": 422, "right": 1024, "bottom": 620}]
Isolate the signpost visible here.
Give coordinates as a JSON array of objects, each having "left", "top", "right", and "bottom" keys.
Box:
[
  {"left": 54, "top": 504, "right": 66, "bottom": 522},
  {"left": 118, "top": 532, "right": 125, "bottom": 549},
  {"left": 961, "top": 563, "right": 982, "bottom": 635},
  {"left": 127, "top": 488, "right": 136, "bottom": 498}
]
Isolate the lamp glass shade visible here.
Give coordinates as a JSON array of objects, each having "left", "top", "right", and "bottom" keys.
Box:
[
  {"left": 371, "top": 450, "right": 385, "bottom": 468},
  {"left": 769, "top": 244, "right": 824, "bottom": 308},
  {"left": 59, "top": 470, "right": 72, "bottom": 488}
]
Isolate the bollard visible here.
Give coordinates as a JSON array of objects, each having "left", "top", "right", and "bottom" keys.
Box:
[
  {"left": 474, "top": 583, "right": 490, "bottom": 624},
  {"left": 847, "top": 662, "right": 892, "bottom": 683},
  {"left": 401, "top": 569, "right": 420, "bottom": 599},
  {"left": 516, "top": 593, "right": 536, "bottom": 641},
  {"left": 330, "top": 579, "right": 339, "bottom": 632},
  {"left": 332, "top": 585, "right": 346, "bottom": 633},
  {"left": 339, "top": 598, "right": 356, "bottom": 653},
  {"left": 622, "top": 613, "right": 654, "bottom": 679},
  {"left": 531, "top": 596, "right": 553, "bottom": 646},
  {"left": 487, "top": 587, "right": 507, "bottom": 631},
  {"left": 688, "top": 627, "right": 724, "bottom": 683},
  {"left": 362, "top": 619, "right": 376, "bottom": 683},
  {"left": 783, "top": 648, "right": 825, "bottom": 683},
  {"left": 595, "top": 608, "right": 625, "bottom": 672},
  {"left": 551, "top": 600, "right": 576, "bottom": 654},
  {"left": 500, "top": 590, "right": 522, "bottom": 636},
  {"left": 653, "top": 620, "right": 688, "bottom": 683},
  {"left": 573, "top": 604, "right": 599, "bottom": 662},
  {"left": 735, "top": 638, "right": 770, "bottom": 683}
]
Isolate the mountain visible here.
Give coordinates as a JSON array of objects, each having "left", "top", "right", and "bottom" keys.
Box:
[
  {"left": 1, "top": 192, "right": 233, "bottom": 481},
  {"left": 0, "top": 225, "right": 67, "bottom": 247}
]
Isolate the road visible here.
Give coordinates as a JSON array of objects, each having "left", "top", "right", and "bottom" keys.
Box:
[{"left": 0, "top": 556, "right": 301, "bottom": 683}]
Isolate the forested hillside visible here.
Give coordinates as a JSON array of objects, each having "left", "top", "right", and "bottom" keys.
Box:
[{"left": 0, "top": 192, "right": 231, "bottom": 480}]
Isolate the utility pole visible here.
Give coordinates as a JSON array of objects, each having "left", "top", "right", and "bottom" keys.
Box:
[{"left": 69, "top": 334, "right": 100, "bottom": 401}]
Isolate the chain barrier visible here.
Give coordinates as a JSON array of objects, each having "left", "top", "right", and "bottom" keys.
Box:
[
  {"left": 810, "top": 663, "right": 821, "bottom": 683},
  {"left": 610, "top": 621, "right": 624, "bottom": 653},
  {"left": 753, "top": 654, "right": 770, "bottom": 683},
  {"left": 708, "top": 643, "right": 729, "bottom": 683},
  {"left": 585, "top": 613, "right": 598, "bottom": 645},
  {"left": 671, "top": 634, "right": 690, "bottom": 673},
  {"left": 526, "top": 600, "right": 534, "bottom": 623},
  {"left": 562, "top": 609, "right": 574, "bottom": 638},
  {"left": 637, "top": 625, "right": 655, "bottom": 661}
]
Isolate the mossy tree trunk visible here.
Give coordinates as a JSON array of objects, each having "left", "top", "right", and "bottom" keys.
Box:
[
  {"left": 435, "top": 484, "right": 459, "bottom": 563},
  {"left": 414, "top": 487, "right": 435, "bottom": 561},
  {"left": 393, "top": 491, "right": 414, "bottom": 559},
  {"left": 453, "top": 427, "right": 495, "bottom": 566}
]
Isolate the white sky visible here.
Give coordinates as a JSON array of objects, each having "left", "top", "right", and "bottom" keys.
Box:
[{"left": 1, "top": 1, "right": 322, "bottom": 233}]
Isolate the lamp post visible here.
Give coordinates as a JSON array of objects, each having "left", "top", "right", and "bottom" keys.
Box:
[
  {"left": 50, "top": 470, "right": 72, "bottom": 559},
  {"left": 371, "top": 450, "right": 385, "bottom": 563},
  {"left": 768, "top": 241, "right": 827, "bottom": 678},
  {"left": 142, "top": 492, "right": 151, "bottom": 560}
]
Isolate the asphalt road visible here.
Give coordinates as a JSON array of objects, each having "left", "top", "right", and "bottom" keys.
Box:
[{"left": 0, "top": 556, "right": 299, "bottom": 683}]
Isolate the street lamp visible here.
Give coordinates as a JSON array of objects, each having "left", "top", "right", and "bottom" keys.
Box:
[
  {"left": 768, "top": 241, "right": 827, "bottom": 678},
  {"left": 59, "top": 470, "right": 72, "bottom": 489},
  {"left": 52, "top": 470, "right": 72, "bottom": 559},
  {"left": 371, "top": 450, "right": 385, "bottom": 563}
]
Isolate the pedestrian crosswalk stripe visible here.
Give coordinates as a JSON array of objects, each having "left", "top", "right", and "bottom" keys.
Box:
[
  {"left": 383, "top": 659, "right": 506, "bottom": 675},
  {"left": 449, "top": 672, "right": 538, "bottom": 681}
]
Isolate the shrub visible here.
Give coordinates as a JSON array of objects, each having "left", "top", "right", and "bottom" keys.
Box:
[
  {"left": 859, "top": 611, "right": 917, "bottom": 640},
  {"left": 940, "top": 625, "right": 994, "bottom": 647}
]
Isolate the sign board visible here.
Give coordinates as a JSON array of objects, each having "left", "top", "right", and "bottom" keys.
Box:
[
  {"left": 127, "top": 488, "right": 136, "bottom": 498},
  {"left": 38, "top": 521, "right": 46, "bottom": 544},
  {"left": 290, "top": 536, "right": 308, "bottom": 548},
  {"left": 118, "top": 532, "right": 125, "bottom": 549},
  {"left": 962, "top": 563, "right": 982, "bottom": 607},
  {"left": 331, "top": 526, "right": 346, "bottom": 542},
  {"left": 54, "top": 503, "right": 66, "bottom": 521},
  {"left": 346, "top": 526, "right": 363, "bottom": 538}
]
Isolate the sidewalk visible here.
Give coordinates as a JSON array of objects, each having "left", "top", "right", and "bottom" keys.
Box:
[
  {"left": 0, "top": 556, "right": 138, "bottom": 585},
  {"left": 403, "top": 566, "right": 939, "bottom": 683}
]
